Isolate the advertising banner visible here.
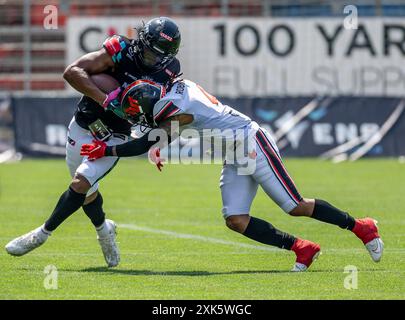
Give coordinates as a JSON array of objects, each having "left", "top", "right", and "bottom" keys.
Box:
[
  {"left": 12, "top": 96, "right": 405, "bottom": 158},
  {"left": 67, "top": 17, "right": 405, "bottom": 97}
]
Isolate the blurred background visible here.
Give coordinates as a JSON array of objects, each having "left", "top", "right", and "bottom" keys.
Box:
[{"left": 0, "top": 0, "right": 404, "bottom": 161}]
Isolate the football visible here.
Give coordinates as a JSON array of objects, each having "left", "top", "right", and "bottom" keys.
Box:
[{"left": 90, "top": 73, "right": 120, "bottom": 93}]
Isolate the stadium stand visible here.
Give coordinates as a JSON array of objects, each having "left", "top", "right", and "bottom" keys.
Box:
[{"left": 0, "top": 0, "right": 404, "bottom": 92}]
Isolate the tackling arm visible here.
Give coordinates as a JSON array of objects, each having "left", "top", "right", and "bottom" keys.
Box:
[
  {"left": 107, "top": 114, "right": 193, "bottom": 157},
  {"left": 107, "top": 131, "right": 164, "bottom": 157},
  {"left": 80, "top": 114, "right": 193, "bottom": 160}
]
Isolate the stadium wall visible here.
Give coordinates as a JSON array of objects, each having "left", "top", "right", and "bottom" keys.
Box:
[{"left": 11, "top": 96, "right": 405, "bottom": 158}]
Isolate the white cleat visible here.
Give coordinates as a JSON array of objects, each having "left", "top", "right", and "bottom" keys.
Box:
[
  {"left": 5, "top": 226, "right": 49, "bottom": 256},
  {"left": 365, "top": 237, "right": 384, "bottom": 262},
  {"left": 291, "top": 251, "right": 321, "bottom": 272},
  {"left": 291, "top": 262, "right": 308, "bottom": 272},
  {"left": 97, "top": 219, "right": 120, "bottom": 268}
]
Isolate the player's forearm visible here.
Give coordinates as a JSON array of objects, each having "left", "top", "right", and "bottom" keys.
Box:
[
  {"left": 106, "top": 133, "right": 157, "bottom": 157},
  {"left": 106, "top": 131, "right": 171, "bottom": 157},
  {"left": 63, "top": 65, "right": 106, "bottom": 105}
]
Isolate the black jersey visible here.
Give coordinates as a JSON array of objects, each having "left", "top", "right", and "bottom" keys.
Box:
[{"left": 74, "top": 35, "right": 181, "bottom": 135}]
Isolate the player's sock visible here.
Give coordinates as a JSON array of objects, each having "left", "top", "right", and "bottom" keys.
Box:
[
  {"left": 95, "top": 220, "right": 110, "bottom": 238},
  {"left": 311, "top": 199, "right": 355, "bottom": 230},
  {"left": 40, "top": 224, "right": 52, "bottom": 237},
  {"left": 44, "top": 187, "right": 86, "bottom": 231},
  {"left": 243, "top": 216, "right": 296, "bottom": 250},
  {"left": 82, "top": 192, "right": 106, "bottom": 228}
]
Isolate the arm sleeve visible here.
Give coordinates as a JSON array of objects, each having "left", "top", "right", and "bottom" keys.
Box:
[
  {"left": 105, "top": 130, "right": 171, "bottom": 157},
  {"left": 153, "top": 101, "right": 181, "bottom": 126}
]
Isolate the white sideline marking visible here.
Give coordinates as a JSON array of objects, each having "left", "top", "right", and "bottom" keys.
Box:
[
  {"left": 118, "top": 224, "right": 405, "bottom": 255},
  {"left": 118, "top": 224, "right": 279, "bottom": 252}
]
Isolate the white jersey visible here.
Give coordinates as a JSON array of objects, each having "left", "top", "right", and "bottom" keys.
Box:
[{"left": 152, "top": 79, "right": 258, "bottom": 144}]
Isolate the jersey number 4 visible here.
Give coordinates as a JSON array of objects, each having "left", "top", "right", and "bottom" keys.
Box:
[{"left": 197, "top": 85, "right": 218, "bottom": 105}]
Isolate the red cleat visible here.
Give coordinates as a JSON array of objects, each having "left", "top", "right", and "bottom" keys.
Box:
[
  {"left": 290, "top": 238, "right": 321, "bottom": 272},
  {"left": 352, "top": 218, "right": 384, "bottom": 262}
]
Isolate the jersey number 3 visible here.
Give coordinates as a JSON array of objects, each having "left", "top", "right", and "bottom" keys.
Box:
[{"left": 197, "top": 85, "right": 218, "bottom": 106}]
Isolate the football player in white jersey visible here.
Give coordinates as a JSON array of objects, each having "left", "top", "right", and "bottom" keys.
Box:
[{"left": 80, "top": 79, "right": 384, "bottom": 271}]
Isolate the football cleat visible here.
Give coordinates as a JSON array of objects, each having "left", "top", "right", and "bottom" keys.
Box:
[
  {"left": 97, "top": 219, "right": 120, "bottom": 268},
  {"left": 352, "top": 218, "right": 383, "bottom": 262},
  {"left": 291, "top": 239, "right": 321, "bottom": 272},
  {"left": 5, "top": 225, "right": 49, "bottom": 256}
]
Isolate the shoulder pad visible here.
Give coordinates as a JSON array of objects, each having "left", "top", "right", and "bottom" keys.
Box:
[
  {"left": 103, "top": 35, "right": 128, "bottom": 63},
  {"left": 164, "top": 58, "right": 181, "bottom": 78}
]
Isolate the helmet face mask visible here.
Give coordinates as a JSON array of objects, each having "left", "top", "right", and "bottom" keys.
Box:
[
  {"left": 137, "top": 17, "right": 181, "bottom": 71},
  {"left": 138, "top": 41, "right": 168, "bottom": 69}
]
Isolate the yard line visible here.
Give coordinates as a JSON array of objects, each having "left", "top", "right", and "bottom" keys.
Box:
[
  {"left": 118, "top": 223, "right": 279, "bottom": 252},
  {"left": 118, "top": 224, "right": 405, "bottom": 255}
]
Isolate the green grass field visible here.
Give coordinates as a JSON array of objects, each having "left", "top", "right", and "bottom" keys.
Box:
[{"left": 0, "top": 158, "right": 404, "bottom": 300}]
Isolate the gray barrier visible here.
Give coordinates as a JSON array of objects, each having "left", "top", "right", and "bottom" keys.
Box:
[{"left": 11, "top": 95, "right": 405, "bottom": 158}]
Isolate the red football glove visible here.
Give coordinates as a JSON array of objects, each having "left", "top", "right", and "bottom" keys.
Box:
[
  {"left": 80, "top": 140, "right": 107, "bottom": 161},
  {"left": 148, "top": 147, "right": 164, "bottom": 171}
]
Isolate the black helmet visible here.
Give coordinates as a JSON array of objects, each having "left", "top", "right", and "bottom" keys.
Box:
[
  {"left": 137, "top": 17, "right": 181, "bottom": 71},
  {"left": 120, "top": 79, "right": 166, "bottom": 126}
]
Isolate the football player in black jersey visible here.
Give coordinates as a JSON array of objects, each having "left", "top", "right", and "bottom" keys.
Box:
[{"left": 5, "top": 17, "right": 181, "bottom": 268}]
